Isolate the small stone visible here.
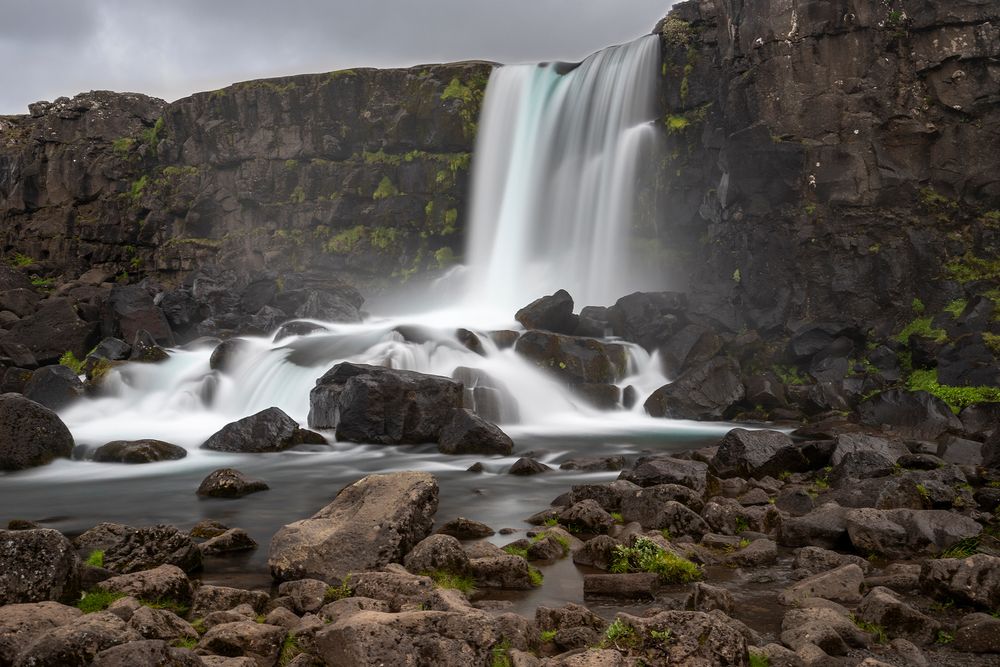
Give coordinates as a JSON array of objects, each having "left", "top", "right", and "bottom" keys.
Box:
[{"left": 197, "top": 468, "right": 269, "bottom": 498}]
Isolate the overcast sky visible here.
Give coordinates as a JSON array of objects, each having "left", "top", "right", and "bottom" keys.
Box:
[{"left": 0, "top": 0, "right": 674, "bottom": 115}]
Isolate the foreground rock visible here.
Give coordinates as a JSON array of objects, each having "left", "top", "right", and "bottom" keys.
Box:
[
  {"left": 0, "top": 602, "right": 83, "bottom": 666},
  {"left": 95, "top": 565, "right": 194, "bottom": 605},
  {"left": 307, "top": 362, "right": 462, "bottom": 444},
  {"left": 102, "top": 525, "right": 202, "bottom": 574},
  {"left": 92, "top": 439, "right": 187, "bottom": 464},
  {"left": 0, "top": 529, "right": 80, "bottom": 604},
  {"left": 0, "top": 393, "right": 74, "bottom": 471},
  {"left": 436, "top": 408, "right": 513, "bottom": 456},
  {"left": 269, "top": 472, "right": 439, "bottom": 582},
  {"left": 201, "top": 407, "right": 325, "bottom": 453}
]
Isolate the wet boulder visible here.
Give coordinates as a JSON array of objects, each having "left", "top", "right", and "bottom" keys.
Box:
[
  {"left": 607, "top": 291, "right": 688, "bottom": 350},
  {"left": 196, "top": 468, "right": 269, "bottom": 498},
  {"left": 128, "top": 329, "right": 169, "bottom": 363},
  {"left": 92, "top": 439, "right": 187, "bottom": 464},
  {"left": 660, "top": 324, "right": 724, "bottom": 378},
  {"left": 102, "top": 525, "right": 202, "bottom": 574},
  {"left": 101, "top": 285, "right": 174, "bottom": 346},
  {"left": 435, "top": 517, "right": 495, "bottom": 539},
  {"left": 307, "top": 362, "right": 462, "bottom": 444},
  {"left": 437, "top": 408, "right": 513, "bottom": 456},
  {"left": 6, "top": 297, "right": 100, "bottom": 364},
  {"left": 644, "top": 357, "right": 744, "bottom": 420},
  {"left": 514, "top": 330, "right": 628, "bottom": 385},
  {"left": 858, "top": 389, "right": 962, "bottom": 439},
  {"left": 208, "top": 338, "right": 250, "bottom": 373},
  {"left": 0, "top": 529, "right": 80, "bottom": 605},
  {"left": 0, "top": 393, "right": 74, "bottom": 471},
  {"left": 23, "top": 365, "right": 85, "bottom": 411},
  {"left": 514, "top": 289, "right": 576, "bottom": 334},
  {"left": 268, "top": 472, "right": 439, "bottom": 583},
  {"left": 508, "top": 457, "right": 551, "bottom": 475},
  {"left": 201, "top": 406, "right": 325, "bottom": 453}
]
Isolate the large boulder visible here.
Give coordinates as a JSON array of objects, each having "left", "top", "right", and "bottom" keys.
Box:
[
  {"left": 920, "top": 554, "right": 1000, "bottom": 610},
  {"left": 307, "top": 363, "right": 463, "bottom": 444},
  {"left": 644, "top": 357, "right": 744, "bottom": 420},
  {"left": 102, "top": 525, "right": 202, "bottom": 574},
  {"left": 846, "top": 508, "right": 982, "bottom": 559},
  {"left": 92, "top": 439, "right": 187, "bottom": 464},
  {"left": 201, "top": 407, "right": 325, "bottom": 453},
  {"left": 514, "top": 330, "right": 628, "bottom": 385},
  {"left": 618, "top": 456, "right": 710, "bottom": 494},
  {"left": 23, "top": 365, "right": 85, "bottom": 411},
  {"left": 12, "top": 611, "right": 141, "bottom": 667},
  {"left": 101, "top": 285, "right": 174, "bottom": 346},
  {"left": 605, "top": 611, "right": 747, "bottom": 665},
  {"left": 0, "top": 602, "right": 83, "bottom": 667},
  {"left": 95, "top": 565, "right": 194, "bottom": 606},
  {"left": 197, "top": 620, "right": 287, "bottom": 665},
  {"left": 855, "top": 586, "right": 940, "bottom": 645},
  {"left": 858, "top": 390, "right": 963, "bottom": 439},
  {"left": 436, "top": 408, "right": 513, "bottom": 456},
  {"left": 710, "top": 428, "right": 801, "bottom": 479},
  {"left": 607, "top": 291, "right": 688, "bottom": 350},
  {"left": 0, "top": 529, "right": 80, "bottom": 604},
  {"left": 268, "top": 472, "right": 439, "bottom": 583},
  {"left": 0, "top": 393, "right": 74, "bottom": 471},
  {"left": 779, "top": 564, "right": 864, "bottom": 605},
  {"left": 514, "top": 289, "right": 576, "bottom": 334},
  {"left": 90, "top": 640, "right": 203, "bottom": 667},
  {"left": 5, "top": 297, "right": 100, "bottom": 364}
]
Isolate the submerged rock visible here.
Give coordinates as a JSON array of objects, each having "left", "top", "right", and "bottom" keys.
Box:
[
  {"left": 92, "top": 439, "right": 187, "bottom": 464},
  {"left": 268, "top": 472, "right": 439, "bottom": 583},
  {"left": 196, "top": 468, "right": 269, "bottom": 498}
]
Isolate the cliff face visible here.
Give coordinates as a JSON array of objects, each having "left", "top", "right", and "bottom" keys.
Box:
[
  {"left": 0, "top": 63, "right": 491, "bottom": 294},
  {"left": 656, "top": 0, "right": 999, "bottom": 339}
]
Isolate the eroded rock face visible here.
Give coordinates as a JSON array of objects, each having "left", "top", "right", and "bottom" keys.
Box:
[{"left": 268, "top": 472, "right": 439, "bottom": 583}]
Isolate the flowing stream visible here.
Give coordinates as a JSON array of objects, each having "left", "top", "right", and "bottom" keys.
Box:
[{"left": 0, "top": 36, "right": 738, "bottom": 609}]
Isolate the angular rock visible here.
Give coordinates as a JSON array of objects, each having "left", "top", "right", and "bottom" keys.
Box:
[
  {"left": 845, "top": 508, "right": 982, "bottom": 559},
  {"left": 93, "top": 439, "right": 187, "bottom": 464},
  {"left": 307, "top": 362, "right": 462, "bottom": 444},
  {"left": 583, "top": 573, "right": 659, "bottom": 600},
  {"left": 103, "top": 525, "right": 202, "bottom": 574},
  {"left": 468, "top": 554, "right": 533, "bottom": 590},
  {"left": 514, "top": 330, "right": 628, "bottom": 385},
  {"left": 557, "top": 500, "right": 615, "bottom": 533},
  {"left": 778, "top": 503, "right": 850, "bottom": 550},
  {"left": 509, "top": 457, "right": 550, "bottom": 475},
  {"left": 572, "top": 535, "right": 618, "bottom": 571},
  {"left": 514, "top": 289, "right": 576, "bottom": 334},
  {"left": 268, "top": 472, "right": 438, "bottom": 583},
  {"left": 619, "top": 456, "right": 710, "bottom": 494},
  {"left": 0, "top": 393, "right": 74, "bottom": 471},
  {"left": 858, "top": 390, "right": 963, "bottom": 439},
  {"left": 13, "top": 611, "right": 141, "bottom": 667},
  {"left": 793, "top": 546, "right": 869, "bottom": 577},
  {"left": 920, "top": 554, "right": 1000, "bottom": 610},
  {"left": 954, "top": 614, "right": 1000, "bottom": 654},
  {"left": 0, "top": 528, "right": 80, "bottom": 604},
  {"left": 644, "top": 357, "right": 744, "bottom": 420},
  {"left": 829, "top": 433, "right": 908, "bottom": 466},
  {"left": 90, "top": 639, "right": 204, "bottom": 667},
  {"left": 607, "top": 291, "right": 687, "bottom": 350},
  {"left": 855, "top": 586, "right": 939, "bottom": 645},
  {"left": 201, "top": 407, "right": 324, "bottom": 453},
  {"left": 102, "top": 285, "right": 174, "bottom": 346},
  {"left": 196, "top": 468, "right": 269, "bottom": 498},
  {"left": 436, "top": 408, "right": 513, "bottom": 456},
  {"left": 127, "top": 605, "right": 197, "bottom": 641},
  {"left": 404, "top": 534, "right": 470, "bottom": 576},
  {"left": 435, "top": 517, "right": 494, "bottom": 539},
  {"left": 7, "top": 297, "right": 100, "bottom": 364},
  {"left": 609, "top": 610, "right": 747, "bottom": 664},
  {"left": 23, "top": 364, "right": 85, "bottom": 411},
  {"left": 779, "top": 564, "right": 864, "bottom": 605},
  {"left": 709, "top": 428, "right": 798, "bottom": 479},
  {"left": 199, "top": 529, "right": 258, "bottom": 556},
  {"left": 198, "top": 621, "right": 286, "bottom": 667},
  {"left": 191, "top": 585, "right": 270, "bottom": 617}
]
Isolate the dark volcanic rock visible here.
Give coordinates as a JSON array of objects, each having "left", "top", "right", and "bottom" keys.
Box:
[
  {"left": 23, "top": 364, "right": 85, "bottom": 411},
  {"left": 268, "top": 472, "right": 439, "bottom": 583},
  {"left": 0, "top": 529, "right": 80, "bottom": 604},
  {"left": 607, "top": 291, "right": 687, "bottom": 350},
  {"left": 644, "top": 357, "right": 744, "bottom": 420},
  {"left": 92, "top": 439, "right": 187, "bottom": 464},
  {"left": 514, "top": 289, "right": 576, "bottom": 334},
  {"left": 196, "top": 468, "right": 269, "bottom": 498},
  {"left": 101, "top": 285, "right": 174, "bottom": 346},
  {"left": 307, "top": 362, "right": 462, "bottom": 444},
  {"left": 102, "top": 525, "right": 202, "bottom": 574},
  {"left": 436, "top": 408, "right": 513, "bottom": 456},
  {"left": 508, "top": 457, "right": 551, "bottom": 475},
  {"left": 514, "top": 330, "right": 628, "bottom": 385},
  {"left": 201, "top": 406, "right": 325, "bottom": 452},
  {"left": 0, "top": 393, "right": 74, "bottom": 471},
  {"left": 5, "top": 298, "right": 100, "bottom": 364},
  {"left": 710, "top": 428, "right": 798, "bottom": 479},
  {"left": 858, "top": 390, "right": 963, "bottom": 439}
]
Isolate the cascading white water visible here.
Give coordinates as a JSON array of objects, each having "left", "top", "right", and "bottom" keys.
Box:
[
  {"left": 19, "top": 35, "right": 732, "bottom": 480},
  {"left": 462, "top": 35, "right": 663, "bottom": 311}
]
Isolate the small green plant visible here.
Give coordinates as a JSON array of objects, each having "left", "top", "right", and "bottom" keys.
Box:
[
  {"left": 373, "top": 176, "right": 398, "bottom": 200},
  {"left": 940, "top": 537, "right": 980, "bottom": 559},
  {"left": 912, "top": 297, "right": 925, "bottom": 314},
  {"left": 60, "top": 351, "right": 85, "bottom": 375},
  {"left": 851, "top": 616, "right": 887, "bottom": 644},
  {"left": 191, "top": 618, "right": 207, "bottom": 635},
  {"left": 143, "top": 598, "right": 190, "bottom": 616},
  {"left": 539, "top": 629, "right": 557, "bottom": 643},
  {"left": 323, "top": 576, "right": 353, "bottom": 603},
  {"left": 490, "top": 639, "right": 513, "bottom": 667},
  {"left": 749, "top": 653, "right": 771, "bottom": 667},
  {"left": 660, "top": 529, "right": 671, "bottom": 541},
  {"left": 649, "top": 628, "right": 671, "bottom": 644},
  {"left": 171, "top": 637, "right": 198, "bottom": 650},
  {"left": 665, "top": 115, "right": 690, "bottom": 133},
  {"left": 895, "top": 316, "right": 946, "bottom": 344},
  {"left": 77, "top": 589, "right": 125, "bottom": 613},
  {"left": 609, "top": 537, "right": 702, "bottom": 583},
  {"left": 30, "top": 275, "right": 54, "bottom": 288},
  {"left": 907, "top": 368, "right": 1000, "bottom": 412},
  {"left": 85, "top": 550, "right": 104, "bottom": 568},
  {"left": 804, "top": 203, "right": 816, "bottom": 216},
  {"left": 916, "top": 484, "right": 930, "bottom": 504},
  {"left": 778, "top": 470, "right": 792, "bottom": 481},
  {"left": 129, "top": 175, "right": 148, "bottom": 203},
  {"left": 944, "top": 299, "right": 967, "bottom": 318},
  {"left": 602, "top": 618, "right": 637, "bottom": 649},
  {"left": 936, "top": 630, "right": 954, "bottom": 645},
  {"left": 143, "top": 117, "right": 165, "bottom": 148},
  {"left": 9, "top": 252, "right": 33, "bottom": 268},
  {"left": 543, "top": 518, "right": 559, "bottom": 527},
  {"left": 503, "top": 545, "right": 529, "bottom": 559},
  {"left": 278, "top": 633, "right": 302, "bottom": 667},
  {"left": 426, "top": 570, "right": 476, "bottom": 594},
  {"left": 611, "top": 512, "right": 624, "bottom": 524},
  {"left": 738, "top": 538, "right": 751, "bottom": 549},
  {"left": 734, "top": 517, "right": 750, "bottom": 533},
  {"left": 773, "top": 365, "right": 808, "bottom": 386},
  {"left": 529, "top": 567, "right": 544, "bottom": 587},
  {"left": 111, "top": 137, "right": 134, "bottom": 154}
]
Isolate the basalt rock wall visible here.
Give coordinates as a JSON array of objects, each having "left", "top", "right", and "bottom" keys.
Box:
[
  {"left": 0, "top": 63, "right": 491, "bottom": 295},
  {"left": 655, "top": 0, "right": 1000, "bottom": 339}
]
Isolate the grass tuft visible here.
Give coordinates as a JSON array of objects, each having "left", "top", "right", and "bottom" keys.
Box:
[
  {"left": 77, "top": 589, "right": 125, "bottom": 614},
  {"left": 84, "top": 550, "right": 104, "bottom": 568},
  {"left": 609, "top": 536, "right": 701, "bottom": 583}
]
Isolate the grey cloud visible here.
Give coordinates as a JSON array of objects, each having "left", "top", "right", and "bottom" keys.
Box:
[{"left": 0, "top": 0, "right": 675, "bottom": 115}]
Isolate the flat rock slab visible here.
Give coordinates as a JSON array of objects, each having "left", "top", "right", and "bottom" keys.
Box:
[
  {"left": 583, "top": 573, "right": 659, "bottom": 599},
  {"left": 268, "top": 472, "right": 439, "bottom": 583}
]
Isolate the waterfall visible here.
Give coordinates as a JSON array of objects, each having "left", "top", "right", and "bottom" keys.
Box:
[{"left": 463, "top": 35, "right": 663, "bottom": 311}]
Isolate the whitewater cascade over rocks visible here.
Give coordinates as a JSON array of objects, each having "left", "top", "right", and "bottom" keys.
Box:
[{"left": 463, "top": 35, "right": 663, "bottom": 312}]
